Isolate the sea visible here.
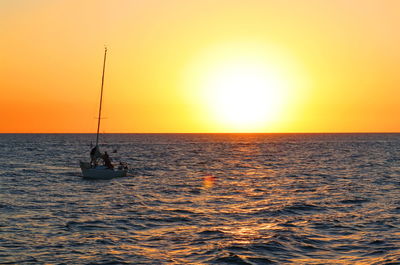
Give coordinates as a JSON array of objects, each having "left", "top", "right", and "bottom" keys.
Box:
[{"left": 1, "top": 133, "right": 400, "bottom": 264}]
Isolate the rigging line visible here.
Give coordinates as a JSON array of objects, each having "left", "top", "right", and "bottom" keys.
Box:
[{"left": 96, "top": 47, "right": 107, "bottom": 147}]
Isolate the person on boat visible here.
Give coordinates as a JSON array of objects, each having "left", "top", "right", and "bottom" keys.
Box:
[
  {"left": 103, "top": 151, "right": 114, "bottom": 169},
  {"left": 90, "top": 145, "right": 102, "bottom": 166}
]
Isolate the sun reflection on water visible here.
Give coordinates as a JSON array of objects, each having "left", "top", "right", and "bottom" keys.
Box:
[{"left": 218, "top": 222, "right": 279, "bottom": 245}]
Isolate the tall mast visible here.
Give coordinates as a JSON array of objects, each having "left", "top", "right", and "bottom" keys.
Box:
[{"left": 96, "top": 47, "right": 107, "bottom": 147}]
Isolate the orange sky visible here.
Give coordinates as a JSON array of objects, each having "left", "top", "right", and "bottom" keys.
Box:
[{"left": 1, "top": 0, "right": 400, "bottom": 133}]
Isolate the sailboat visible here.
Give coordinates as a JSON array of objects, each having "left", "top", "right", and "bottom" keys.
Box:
[{"left": 80, "top": 47, "right": 128, "bottom": 179}]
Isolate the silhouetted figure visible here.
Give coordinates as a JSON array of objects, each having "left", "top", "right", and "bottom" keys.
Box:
[
  {"left": 103, "top": 151, "right": 114, "bottom": 169},
  {"left": 90, "top": 145, "right": 102, "bottom": 166}
]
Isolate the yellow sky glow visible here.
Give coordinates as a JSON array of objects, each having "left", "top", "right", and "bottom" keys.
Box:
[{"left": 1, "top": 0, "right": 400, "bottom": 133}]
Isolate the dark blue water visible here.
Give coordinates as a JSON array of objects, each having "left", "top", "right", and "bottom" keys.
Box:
[{"left": 1, "top": 133, "right": 400, "bottom": 264}]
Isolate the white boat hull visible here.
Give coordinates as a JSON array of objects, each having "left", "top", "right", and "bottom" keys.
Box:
[{"left": 80, "top": 161, "right": 128, "bottom": 179}]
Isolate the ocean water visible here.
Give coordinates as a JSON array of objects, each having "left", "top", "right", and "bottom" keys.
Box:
[{"left": 1, "top": 133, "right": 400, "bottom": 264}]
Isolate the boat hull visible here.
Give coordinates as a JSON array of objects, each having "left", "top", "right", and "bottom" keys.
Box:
[{"left": 80, "top": 161, "right": 128, "bottom": 179}]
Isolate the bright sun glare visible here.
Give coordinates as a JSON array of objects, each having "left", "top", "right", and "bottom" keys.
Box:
[
  {"left": 204, "top": 60, "right": 287, "bottom": 131},
  {"left": 183, "top": 43, "right": 307, "bottom": 132}
]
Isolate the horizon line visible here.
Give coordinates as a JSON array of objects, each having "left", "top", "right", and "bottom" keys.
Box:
[{"left": 1, "top": 132, "right": 400, "bottom": 134}]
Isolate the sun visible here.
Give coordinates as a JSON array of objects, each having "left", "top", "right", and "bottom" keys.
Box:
[
  {"left": 181, "top": 42, "right": 307, "bottom": 132},
  {"left": 203, "top": 60, "right": 287, "bottom": 131}
]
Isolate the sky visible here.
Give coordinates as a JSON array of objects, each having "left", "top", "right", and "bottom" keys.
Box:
[{"left": 1, "top": 0, "right": 399, "bottom": 133}]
